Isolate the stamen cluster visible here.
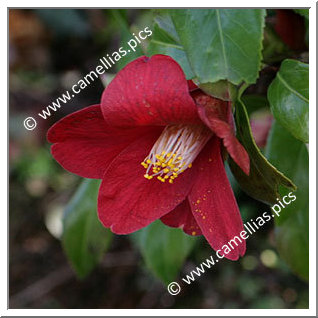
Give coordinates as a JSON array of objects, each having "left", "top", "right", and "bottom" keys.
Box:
[{"left": 141, "top": 124, "right": 212, "bottom": 183}]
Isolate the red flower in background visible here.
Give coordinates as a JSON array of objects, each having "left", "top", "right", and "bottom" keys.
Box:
[
  {"left": 48, "top": 55, "right": 250, "bottom": 260},
  {"left": 275, "top": 9, "right": 306, "bottom": 51}
]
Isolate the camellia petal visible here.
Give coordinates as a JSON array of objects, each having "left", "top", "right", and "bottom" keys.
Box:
[
  {"left": 193, "top": 91, "right": 250, "bottom": 175},
  {"left": 188, "top": 137, "right": 246, "bottom": 261},
  {"left": 98, "top": 133, "right": 197, "bottom": 234},
  {"left": 101, "top": 55, "right": 199, "bottom": 127},
  {"left": 48, "top": 104, "right": 160, "bottom": 179},
  {"left": 160, "top": 199, "right": 202, "bottom": 236},
  {"left": 47, "top": 55, "right": 250, "bottom": 261}
]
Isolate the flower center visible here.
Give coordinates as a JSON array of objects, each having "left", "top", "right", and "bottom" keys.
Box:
[{"left": 141, "top": 124, "right": 212, "bottom": 183}]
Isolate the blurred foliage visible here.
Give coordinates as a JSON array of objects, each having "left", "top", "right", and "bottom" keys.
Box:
[
  {"left": 131, "top": 220, "right": 197, "bottom": 284},
  {"left": 266, "top": 121, "right": 309, "bottom": 280},
  {"left": 36, "top": 9, "right": 91, "bottom": 37},
  {"left": 110, "top": 10, "right": 144, "bottom": 70},
  {"left": 62, "top": 179, "right": 112, "bottom": 278}
]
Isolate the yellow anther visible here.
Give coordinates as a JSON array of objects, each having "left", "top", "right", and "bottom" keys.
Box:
[
  {"left": 141, "top": 162, "right": 148, "bottom": 168},
  {"left": 141, "top": 124, "right": 212, "bottom": 184},
  {"left": 157, "top": 176, "right": 166, "bottom": 182}
]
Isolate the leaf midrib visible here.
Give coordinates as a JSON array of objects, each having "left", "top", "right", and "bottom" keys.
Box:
[
  {"left": 277, "top": 72, "right": 309, "bottom": 103},
  {"left": 216, "top": 9, "right": 229, "bottom": 77}
]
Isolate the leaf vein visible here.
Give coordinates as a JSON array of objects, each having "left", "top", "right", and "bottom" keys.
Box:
[
  {"left": 277, "top": 72, "right": 309, "bottom": 103},
  {"left": 216, "top": 10, "right": 229, "bottom": 77}
]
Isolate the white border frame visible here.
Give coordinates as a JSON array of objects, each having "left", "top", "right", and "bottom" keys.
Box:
[{"left": 3, "top": 1, "right": 316, "bottom": 316}]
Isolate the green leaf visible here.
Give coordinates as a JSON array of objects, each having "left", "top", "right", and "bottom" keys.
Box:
[
  {"left": 229, "top": 99, "right": 295, "bottom": 205},
  {"left": 268, "top": 59, "right": 309, "bottom": 143},
  {"left": 62, "top": 179, "right": 112, "bottom": 278},
  {"left": 131, "top": 220, "right": 196, "bottom": 284},
  {"left": 241, "top": 95, "right": 270, "bottom": 115},
  {"left": 147, "top": 15, "right": 194, "bottom": 79},
  {"left": 265, "top": 121, "right": 309, "bottom": 281},
  {"left": 111, "top": 10, "right": 144, "bottom": 71},
  {"left": 170, "top": 9, "right": 266, "bottom": 85},
  {"left": 198, "top": 80, "right": 237, "bottom": 101}
]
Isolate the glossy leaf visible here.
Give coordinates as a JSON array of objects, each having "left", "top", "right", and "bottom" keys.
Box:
[
  {"left": 147, "top": 14, "right": 194, "bottom": 79},
  {"left": 132, "top": 220, "right": 196, "bottom": 284},
  {"left": 62, "top": 179, "right": 112, "bottom": 278},
  {"left": 268, "top": 59, "right": 309, "bottom": 143},
  {"left": 170, "top": 9, "right": 266, "bottom": 85},
  {"left": 229, "top": 99, "right": 295, "bottom": 205},
  {"left": 265, "top": 121, "right": 309, "bottom": 281}
]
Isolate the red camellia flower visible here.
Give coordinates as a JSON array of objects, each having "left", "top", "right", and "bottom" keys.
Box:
[{"left": 48, "top": 55, "right": 250, "bottom": 260}]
